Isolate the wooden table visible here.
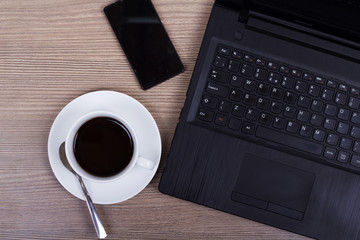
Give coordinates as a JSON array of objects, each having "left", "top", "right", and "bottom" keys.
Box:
[{"left": 0, "top": 1, "right": 309, "bottom": 239}]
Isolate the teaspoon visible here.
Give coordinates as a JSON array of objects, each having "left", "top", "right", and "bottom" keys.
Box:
[{"left": 59, "top": 142, "right": 107, "bottom": 239}]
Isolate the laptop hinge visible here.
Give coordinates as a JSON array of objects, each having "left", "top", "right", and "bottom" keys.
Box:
[
  {"left": 215, "top": 0, "right": 250, "bottom": 23},
  {"left": 238, "top": 7, "right": 250, "bottom": 23}
]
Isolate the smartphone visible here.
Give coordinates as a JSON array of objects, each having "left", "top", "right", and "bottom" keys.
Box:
[{"left": 104, "top": 0, "right": 184, "bottom": 90}]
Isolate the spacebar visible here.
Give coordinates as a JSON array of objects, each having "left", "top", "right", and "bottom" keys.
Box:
[{"left": 256, "top": 126, "right": 323, "bottom": 156}]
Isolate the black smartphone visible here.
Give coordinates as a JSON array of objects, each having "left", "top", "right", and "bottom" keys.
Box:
[{"left": 104, "top": 0, "right": 184, "bottom": 90}]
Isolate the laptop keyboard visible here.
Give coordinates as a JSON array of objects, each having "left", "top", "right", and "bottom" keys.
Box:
[{"left": 196, "top": 44, "right": 360, "bottom": 174}]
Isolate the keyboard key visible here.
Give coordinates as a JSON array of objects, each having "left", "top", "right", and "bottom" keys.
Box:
[
  {"left": 335, "top": 93, "right": 347, "bottom": 105},
  {"left": 230, "top": 74, "right": 243, "bottom": 87},
  {"left": 267, "top": 62, "right": 278, "bottom": 70},
  {"left": 229, "top": 89, "right": 242, "bottom": 102},
  {"left": 321, "top": 89, "right": 334, "bottom": 101},
  {"left": 287, "top": 121, "right": 300, "bottom": 133},
  {"left": 256, "top": 97, "right": 270, "bottom": 110},
  {"left": 273, "top": 117, "right": 286, "bottom": 129},
  {"left": 324, "top": 104, "right": 338, "bottom": 116},
  {"left": 206, "top": 82, "right": 229, "bottom": 97},
  {"left": 227, "top": 60, "right": 241, "bottom": 72},
  {"left": 246, "top": 109, "right": 259, "bottom": 121},
  {"left": 291, "top": 69, "right": 302, "bottom": 77},
  {"left": 228, "top": 118, "right": 241, "bottom": 130},
  {"left": 241, "top": 64, "right": 254, "bottom": 77},
  {"left": 295, "top": 80, "right": 307, "bottom": 93},
  {"left": 311, "top": 114, "right": 323, "bottom": 126},
  {"left": 244, "top": 54, "right": 255, "bottom": 63},
  {"left": 350, "top": 126, "right": 360, "bottom": 138},
  {"left": 256, "top": 126, "right": 323, "bottom": 155},
  {"left": 340, "top": 137, "right": 352, "bottom": 150},
  {"left": 327, "top": 80, "right": 337, "bottom": 88},
  {"left": 259, "top": 112, "right": 272, "bottom": 125},
  {"left": 324, "top": 147, "right": 337, "bottom": 159},
  {"left": 214, "top": 55, "right": 227, "bottom": 68},
  {"left": 311, "top": 100, "right": 324, "bottom": 112},
  {"left": 218, "top": 46, "right": 230, "bottom": 55},
  {"left": 284, "top": 106, "right": 297, "bottom": 118},
  {"left": 270, "top": 87, "right": 283, "bottom": 100},
  {"left": 254, "top": 68, "right": 267, "bottom": 81},
  {"left": 300, "top": 125, "right": 312, "bottom": 137},
  {"left": 324, "top": 118, "right": 336, "bottom": 130},
  {"left": 242, "top": 122, "right": 255, "bottom": 134},
  {"left": 198, "top": 108, "right": 214, "bottom": 122},
  {"left": 338, "top": 84, "right": 349, "bottom": 92},
  {"left": 297, "top": 110, "right": 310, "bottom": 122},
  {"left": 338, "top": 108, "right": 350, "bottom": 120},
  {"left": 281, "top": 76, "right": 295, "bottom": 89},
  {"left": 315, "top": 76, "right": 325, "bottom": 85},
  {"left": 243, "top": 79, "right": 257, "bottom": 91},
  {"left": 326, "top": 133, "right": 339, "bottom": 146},
  {"left": 215, "top": 114, "right": 228, "bottom": 126},
  {"left": 353, "top": 141, "right": 360, "bottom": 153},
  {"left": 350, "top": 87, "right": 360, "bottom": 96},
  {"left": 303, "top": 73, "right": 314, "bottom": 81},
  {"left": 231, "top": 50, "right": 242, "bottom": 60},
  {"left": 257, "top": 83, "right": 271, "bottom": 96},
  {"left": 202, "top": 95, "right": 218, "bottom": 108},
  {"left": 350, "top": 155, "right": 360, "bottom": 168},
  {"left": 256, "top": 58, "right": 266, "bottom": 67},
  {"left": 284, "top": 91, "right": 297, "bottom": 104},
  {"left": 313, "top": 129, "right": 326, "bottom": 141},
  {"left": 232, "top": 104, "right": 246, "bottom": 117},
  {"left": 351, "top": 112, "right": 360, "bottom": 124},
  {"left": 280, "top": 66, "right": 290, "bottom": 74},
  {"left": 308, "top": 84, "right": 321, "bottom": 97},
  {"left": 243, "top": 93, "right": 256, "bottom": 106},
  {"left": 337, "top": 151, "right": 350, "bottom": 163},
  {"left": 268, "top": 72, "right": 281, "bottom": 85},
  {"left": 209, "top": 69, "right": 230, "bottom": 83},
  {"left": 297, "top": 96, "right": 311, "bottom": 108},
  {"left": 348, "top": 97, "right": 360, "bottom": 109},
  {"left": 270, "top": 101, "right": 283, "bottom": 114},
  {"left": 219, "top": 100, "right": 232, "bottom": 113},
  {"left": 337, "top": 122, "right": 349, "bottom": 135}
]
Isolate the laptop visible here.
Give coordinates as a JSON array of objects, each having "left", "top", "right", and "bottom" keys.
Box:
[{"left": 159, "top": 0, "right": 360, "bottom": 239}]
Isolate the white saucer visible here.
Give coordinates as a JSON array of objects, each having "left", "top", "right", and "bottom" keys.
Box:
[{"left": 48, "top": 91, "right": 161, "bottom": 204}]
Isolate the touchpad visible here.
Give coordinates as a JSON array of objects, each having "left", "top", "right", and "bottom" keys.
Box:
[{"left": 231, "top": 154, "right": 315, "bottom": 220}]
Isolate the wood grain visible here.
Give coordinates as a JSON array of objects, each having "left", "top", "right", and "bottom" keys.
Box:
[{"left": 0, "top": 0, "right": 309, "bottom": 239}]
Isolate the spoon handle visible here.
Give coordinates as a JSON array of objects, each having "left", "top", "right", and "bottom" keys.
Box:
[{"left": 76, "top": 175, "right": 107, "bottom": 239}]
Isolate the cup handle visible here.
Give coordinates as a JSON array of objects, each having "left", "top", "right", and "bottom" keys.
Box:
[{"left": 136, "top": 156, "right": 155, "bottom": 170}]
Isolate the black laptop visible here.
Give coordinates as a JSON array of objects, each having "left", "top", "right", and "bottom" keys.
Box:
[{"left": 159, "top": 0, "right": 360, "bottom": 239}]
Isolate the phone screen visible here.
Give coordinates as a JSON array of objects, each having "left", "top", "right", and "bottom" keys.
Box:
[{"left": 104, "top": 0, "right": 184, "bottom": 90}]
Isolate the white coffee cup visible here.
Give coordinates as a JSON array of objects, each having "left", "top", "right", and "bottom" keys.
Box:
[{"left": 65, "top": 111, "right": 154, "bottom": 182}]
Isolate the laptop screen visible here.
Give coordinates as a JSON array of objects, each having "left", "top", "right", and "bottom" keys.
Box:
[{"left": 219, "top": 0, "right": 360, "bottom": 43}]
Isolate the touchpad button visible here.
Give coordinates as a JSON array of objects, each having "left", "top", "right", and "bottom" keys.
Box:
[{"left": 232, "top": 154, "right": 315, "bottom": 219}]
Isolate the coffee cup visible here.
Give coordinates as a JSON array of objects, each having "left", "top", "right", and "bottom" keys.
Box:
[{"left": 65, "top": 111, "right": 154, "bottom": 182}]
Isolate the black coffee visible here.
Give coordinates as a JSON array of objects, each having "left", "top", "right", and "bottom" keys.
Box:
[{"left": 73, "top": 117, "right": 134, "bottom": 177}]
